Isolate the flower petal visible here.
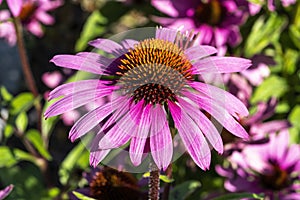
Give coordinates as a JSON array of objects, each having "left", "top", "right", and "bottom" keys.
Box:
[
  {"left": 178, "top": 97, "right": 223, "bottom": 154},
  {"left": 184, "top": 45, "right": 217, "bottom": 62},
  {"left": 193, "top": 57, "right": 251, "bottom": 74},
  {"left": 98, "top": 100, "right": 144, "bottom": 149},
  {"left": 7, "top": 0, "right": 22, "bottom": 17},
  {"left": 45, "top": 87, "right": 112, "bottom": 118},
  {"left": 156, "top": 27, "right": 177, "bottom": 43},
  {"left": 150, "top": 105, "right": 173, "bottom": 170},
  {"left": 88, "top": 39, "right": 125, "bottom": 57},
  {"left": 68, "top": 97, "right": 125, "bottom": 142},
  {"left": 129, "top": 105, "right": 151, "bottom": 166},
  {"left": 50, "top": 55, "right": 105, "bottom": 74},
  {"left": 182, "top": 90, "right": 248, "bottom": 139},
  {"left": 89, "top": 149, "right": 111, "bottom": 168},
  {"left": 189, "top": 81, "right": 249, "bottom": 117},
  {"left": 169, "top": 101, "right": 211, "bottom": 170}
]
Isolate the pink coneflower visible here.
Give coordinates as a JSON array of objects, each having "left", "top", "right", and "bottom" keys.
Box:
[
  {"left": 217, "top": 130, "right": 300, "bottom": 199},
  {"left": 151, "top": 0, "right": 248, "bottom": 55},
  {"left": 45, "top": 27, "right": 251, "bottom": 170},
  {"left": 16, "top": 0, "right": 63, "bottom": 37}
]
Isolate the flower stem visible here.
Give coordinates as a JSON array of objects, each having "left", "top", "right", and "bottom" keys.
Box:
[
  {"left": 162, "top": 164, "right": 172, "bottom": 200},
  {"left": 13, "top": 18, "right": 42, "bottom": 132},
  {"left": 149, "top": 162, "right": 160, "bottom": 200}
]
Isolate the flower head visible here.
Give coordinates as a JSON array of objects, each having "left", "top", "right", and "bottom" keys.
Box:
[
  {"left": 45, "top": 27, "right": 251, "bottom": 171},
  {"left": 70, "top": 167, "right": 141, "bottom": 200},
  {"left": 17, "top": 0, "right": 63, "bottom": 37},
  {"left": 151, "top": 0, "right": 248, "bottom": 54},
  {"left": 217, "top": 130, "right": 300, "bottom": 199}
]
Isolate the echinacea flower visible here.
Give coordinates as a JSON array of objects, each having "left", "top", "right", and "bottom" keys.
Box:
[
  {"left": 69, "top": 167, "right": 141, "bottom": 200},
  {"left": 16, "top": 0, "right": 63, "bottom": 37},
  {"left": 0, "top": 185, "right": 13, "bottom": 200},
  {"left": 217, "top": 130, "right": 300, "bottom": 199},
  {"left": 45, "top": 27, "right": 251, "bottom": 170},
  {"left": 151, "top": 0, "right": 248, "bottom": 54}
]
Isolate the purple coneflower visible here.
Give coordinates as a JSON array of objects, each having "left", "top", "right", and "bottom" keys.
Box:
[
  {"left": 70, "top": 167, "right": 141, "bottom": 200},
  {"left": 248, "top": 0, "right": 296, "bottom": 15},
  {"left": 45, "top": 27, "right": 251, "bottom": 170},
  {"left": 16, "top": 0, "right": 63, "bottom": 37},
  {"left": 217, "top": 130, "right": 300, "bottom": 199},
  {"left": 0, "top": 185, "right": 13, "bottom": 200},
  {"left": 151, "top": 0, "right": 248, "bottom": 54}
]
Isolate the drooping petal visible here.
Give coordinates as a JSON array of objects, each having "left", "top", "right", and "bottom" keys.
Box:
[
  {"left": 150, "top": 105, "right": 173, "bottom": 170},
  {"left": 156, "top": 27, "right": 177, "bottom": 43},
  {"left": 193, "top": 57, "right": 251, "bottom": 74},
  {"left": 89, "top": 39, "right": 125, "bottom": 57},
  {"left": 7, "top": 0, "right": 22, "bottom": 17},
  {"left": 189, "top": 81, "right": 249, "bottom": 117},
  {"left": 90, "top": 149, "right": 111, "bottom": 168},
  {"left": 26, "top": 20, "right": 43, "bottom": 37},
  {"left": 35, "top": 11, "right": 55, "bottom": 25},
  {"left": 129, "top": 105, "right": 151, "bottom": 166},
  {"left": 48, "top": 79, "right": 102, "bottom": 100},
  {"left": 121, "top": 39, "right": 138, "bottom": 50},
  {"left": 50, "top": 55, "right": 105, "bottom": 74},
  {"left": 268, "top": 130, "right": 289, "bottom": 162},
  {"left": 0, "top": 184, "right": 13, "bottom": 199},
  {"left": 68, "top": 97, "right": 125, "bottom": 142},
  {"left": 182, "top": 90, "right": 248, "bottom": 139},
  {"left": 281, "top": 144, "right": 300, "bottom": 170},
  {"left": 98, "top": 100, "right": 144, "bottom": 149},
  {"left": 185, "top": 45, "right": 217, "bottom": 62},
  {"left": 178, "top": 97, "right": 223, "bottom": 154},
  {"left": 45, "top": 87, "right": 113, "bottom": 118},
  {"left": 169, "top": 101, "right": 211, "bottom": 170}
]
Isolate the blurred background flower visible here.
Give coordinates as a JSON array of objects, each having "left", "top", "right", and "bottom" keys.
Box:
[
  {"left": 217, "top": 130, "right": 300, "bottom": 199},
  {"left": 151, "top": 0, "right": 249, "bottom": 55}
]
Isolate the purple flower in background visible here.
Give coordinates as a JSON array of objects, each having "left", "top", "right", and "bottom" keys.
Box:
[
  {"left": 248, "top": 0, "right": 296, "bottom": 15},
  {"left": 217, "top": 130, "right": 300, "bottom": 199},
  {"left": 45, "top": 27, "right": 251, "bottom": 170},
  {"left": 0, "top": 185, "right": 13, "bottom": 200},
  {"left": 0, "top": 10, "right": 16, "bottom": 45},
  {"left": 0, "top": 0, "right": 23, "bottom": 17},
  {"left": 69, "top": 167, "right": 141, "bottom": 200},
  {"left": 17, "top": 0, "right": 63, "bottom": 37},
  {"left": 151, "top": 0, "right": 248, "bottom": 54}
]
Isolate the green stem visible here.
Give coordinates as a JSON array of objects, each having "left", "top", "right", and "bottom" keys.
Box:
[{"left": 149, "top": 162, "right": 160, "bottom": 200}]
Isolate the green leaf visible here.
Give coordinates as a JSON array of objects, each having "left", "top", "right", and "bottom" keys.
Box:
[
  {"left": 72, "top": 191, "right": 97, "bottom": 200},
  {"left": 41, "top": 101, "right": 59, "bottom": 141},
  {"left": 4, "top": 124, "right": 14, "bottom": 139},
  {"left": 10, "top": 93, "right": 34, "bottom": 115},
  {"left": 75, "top": 11, "right": 107, "bottom": 52},
  {"left": 251, "top": 75, "right": 288, "bottom": 103},
  {"left": 26, "top": 129, "right": 52, "bottom": 160},
  {"left": 59, "top": 142, "right": 89, "bottom": 185},
  {"left": 289, "top": 25, "right": 300, "bottom": 50},
  {"left": 169, "top": 180, "right": 201, "bottom": 200},
  {"left": 288, "top": 105, "right": 300, "bottom": 143},
  {"left": 15, "top": 112, "right": 28, "bottom": 133},
  {"left": 212, "top": 192, "right": 264, "bottom": 200},
  {"left": 244, "top": 14, "right": 286, "bottom": 57},
  {"left": 0, "top": 86, "right": 13, "bottom": 101},
  {"left": 282, "top": 49, "right": 299, "bottom": 74},
  {"left": 0, "top": 147, "right": 36, "bottom": 167}
]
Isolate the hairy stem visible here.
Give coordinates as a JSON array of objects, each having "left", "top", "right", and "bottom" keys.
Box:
[
  {"left": 14, "top": 18, "right": 42, "bottom": 132},
  {"left": 149, "top": 162, "right": 160, "bottom": 200}
]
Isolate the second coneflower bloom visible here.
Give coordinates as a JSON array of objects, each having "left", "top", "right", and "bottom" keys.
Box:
[{"left": 45, "top": 27, "right": 251, "bottom": 170}]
